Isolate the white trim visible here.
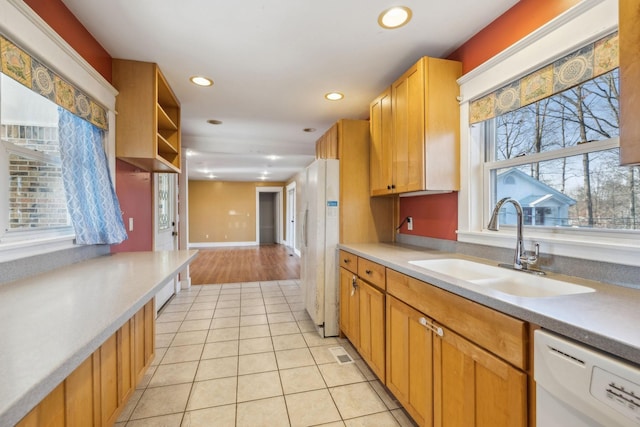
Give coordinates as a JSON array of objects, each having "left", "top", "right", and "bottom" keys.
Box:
[
  {"left": 457, "top": 0, "right": 640, "bottom": 267},
  {"left": 285, "top": 181, "right": 297, "bottom": 249},
  {"left": 256, "top": 186, "right": 284, "bottom": 245},
  {"left": 189, "top": 241, "right": 258, "bottom": 248},
  {"left": 0, "top": 235, "right": 76, "bottom": 263},
  {"left": 457, "top": 0, "right": 616, "bottom": 103}
]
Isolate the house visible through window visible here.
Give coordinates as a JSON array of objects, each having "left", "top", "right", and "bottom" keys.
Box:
[
  {"left": 1, "top": 73, "right": 73, "bottom": 240},
  {"left": 483, "top": 68, "right": 640, "bottom": 230}
]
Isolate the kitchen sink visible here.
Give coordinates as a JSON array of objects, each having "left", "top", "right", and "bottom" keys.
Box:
[{"left": 408, "top": 258, "right": 595, "bottom": 298}]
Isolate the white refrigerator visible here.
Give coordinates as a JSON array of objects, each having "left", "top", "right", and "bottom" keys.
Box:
[{"left": 301, "top": 159, "right": 340, "bottom": 337}]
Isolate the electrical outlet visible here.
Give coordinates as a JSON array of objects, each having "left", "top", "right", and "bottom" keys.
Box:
[{"left": 407, "top": 216, "right": 413, "bottom": 231}]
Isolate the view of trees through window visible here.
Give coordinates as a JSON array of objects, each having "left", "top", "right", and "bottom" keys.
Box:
[{"left": 488, "top": 68, "right": 640, "bottom": 230}]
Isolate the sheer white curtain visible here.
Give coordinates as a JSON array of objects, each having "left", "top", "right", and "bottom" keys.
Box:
[{"left": 58, "top": 108, "right": 127, "bottom": 245}]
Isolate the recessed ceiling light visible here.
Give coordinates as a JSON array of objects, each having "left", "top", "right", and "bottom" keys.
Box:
[
  {"left": 324, "top": 92, "right": 344, "bottom": 101},
  {"left": 303, "top": 128, "right": 317, "bottom": 133},
  {"left": 267, "top": 155, "right": 281, "bottom": 160},
  {"left": 186, "top": 150, "right": 195, "bottom": 157},
  {"left": 190, "top": 76, "right": 213, "bottom": 87},
  {"left": 378, "top": 6, "right": 412, "bottom": 29},
  {"left": 208, "top": 174, "right": 216, "bottom": 179},
  {"left": 207, "top": 119, "right": 223, "bottom": 125}
]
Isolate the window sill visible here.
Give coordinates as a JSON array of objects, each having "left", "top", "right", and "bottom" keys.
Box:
[
  {"left": 0, "top": 234, "right": 77, "bottom": 263},
  {"left": 457, "top": 229, "right": 640, "bottom": 268}
]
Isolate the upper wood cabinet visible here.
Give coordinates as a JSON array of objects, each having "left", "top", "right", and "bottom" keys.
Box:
[
  {"left": 370, "top": 57, "right": 461, "bottom": 195},
  {"left": 619, "top": 0, "right": 640, "bottom": 165},
  {"left": 113, "top": 59, "right": 181, "bottom": 173}
]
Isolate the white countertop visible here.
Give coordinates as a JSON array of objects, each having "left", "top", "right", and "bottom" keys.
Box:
[
  {"left": 0, "top": 250, "right": 198, "bottom": 427},
  {"left": 339, "top": 243, "right": 640, "bottom": 366}
]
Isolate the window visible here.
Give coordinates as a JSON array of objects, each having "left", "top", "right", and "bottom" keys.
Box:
[
  {"left": 0, "top": 73, "right": 74, "bottom": 242},
  {"left": 484, "top": 68, "right": 640, "bottom": 231},
  {"left": 457, "top": 0, "right": 639, "bottom": 266}
]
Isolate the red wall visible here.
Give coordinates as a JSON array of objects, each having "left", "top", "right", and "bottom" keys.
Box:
[
  {"left": 399, "top": 0, "right": 582, "bottom": 240},
  {"left": 23, "top": 0, "right": 112, "bottom": 81},
  {"left": 111, "top": 160, "right": 153, "bottom": 252}
]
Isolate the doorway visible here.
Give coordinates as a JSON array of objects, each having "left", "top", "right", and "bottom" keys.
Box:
[
  {"left": 154, "top": 173, "right": 178, "bottom": 311},
  {"left": 255, "top": 187, "right": 283, "bottom": 245},
  {"left": 259, "top": 192, "right": 276, "bottom": 244}
]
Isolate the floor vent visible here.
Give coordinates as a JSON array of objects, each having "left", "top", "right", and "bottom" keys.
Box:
[{"left": 329, "top": 346, "right": 354, "bottom": 365}]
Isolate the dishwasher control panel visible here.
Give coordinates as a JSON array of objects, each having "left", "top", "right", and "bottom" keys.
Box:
[{"left": 591, "top": 366, "right": 640, "bottom": 424}]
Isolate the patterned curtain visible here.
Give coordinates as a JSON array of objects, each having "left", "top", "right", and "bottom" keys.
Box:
[{"left": 58, "top": 108, "right": 127, "bottom": 245}]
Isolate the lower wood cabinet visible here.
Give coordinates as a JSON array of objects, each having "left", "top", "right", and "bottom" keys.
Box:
[
  {"left": 339, "top": 266, "right": 386, "bottom": 381},
  {"left": 386, "top": 295, "right": 434, "bottom": 426},
  {"left": 17, "top": 299, "right": 155, "bottom": 427},
  {"left": 435, "top": 324, "right": 527, "bottom": 427},
  {"left": 386, "top": 294, "right": 528, "bottom": 427}
]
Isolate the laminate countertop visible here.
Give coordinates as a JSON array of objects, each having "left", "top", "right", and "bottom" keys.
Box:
[
  {"left": 0, "top": 249, "right": 198, "bottom": 427},
  {"left": 339, "top": 243, "right": 640, "bottom": 366}
]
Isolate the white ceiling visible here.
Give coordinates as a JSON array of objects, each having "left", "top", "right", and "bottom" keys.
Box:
[{"left": 61, "top": 0, "right": 519, "bottom": 182}]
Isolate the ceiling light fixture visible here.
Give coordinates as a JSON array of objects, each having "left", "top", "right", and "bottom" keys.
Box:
[
  {"left": 378, "top": 6, "right": 412, "bottom": 29},
  {"left": 190, "top": 76, "right": 213, "bottom": 87},
  {"left": 267, "top": 155, "right": 281, "bottom": 160},
  {"left": 324, "top": 92, "right": 344, "bottom": 101},
  {"left": 208, "top": 174, "right": 216, "bottom": 179},
  {"left": 303, "top": 128, "right": 317, "bottom": 133},
  {"left": 207, "top": 119, "right": 223, "bottom": 125}
]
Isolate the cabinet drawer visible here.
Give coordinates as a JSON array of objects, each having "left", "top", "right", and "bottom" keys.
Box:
[
  {"left": 386, "top": 268, "right": 527, "bottom": 370},
  {"left": 358, "top": 258, "right": 386, "bottom": 290},
  {"left": 339, "top": 250, "right": 358, "bottom": 274}
]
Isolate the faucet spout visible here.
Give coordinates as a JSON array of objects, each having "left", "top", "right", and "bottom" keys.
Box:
[{"left": 488, "top": 197, "right": 526, "bottom": 270}]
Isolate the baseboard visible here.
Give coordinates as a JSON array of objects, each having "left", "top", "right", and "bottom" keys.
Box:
[{"left": 189, "top": 241, "right": 258, "bottom": 248}]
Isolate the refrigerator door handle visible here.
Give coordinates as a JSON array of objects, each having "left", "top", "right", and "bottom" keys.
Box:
[{"left": 303, "top": 208, "right": 309, "bottom": 247}]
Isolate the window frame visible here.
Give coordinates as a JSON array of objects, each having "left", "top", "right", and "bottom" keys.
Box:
[
  {"left": 457, "top": 0, "right": 640, "bottom": 267},
  {"left": 0, "top": 0, "right": 117, "bottom": 262}
]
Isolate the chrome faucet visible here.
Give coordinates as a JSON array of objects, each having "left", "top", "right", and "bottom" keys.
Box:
[{"left": 487, "top": 197, "right": 544, "bottom": 275}]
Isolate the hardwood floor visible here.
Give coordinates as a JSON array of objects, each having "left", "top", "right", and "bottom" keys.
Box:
[{"left": 189, "top": 244, "right": 300, "bottom": 284}]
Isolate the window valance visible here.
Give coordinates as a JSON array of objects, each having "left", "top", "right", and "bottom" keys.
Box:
[
  {"left": 469, "top": 32, "right": 618, "bottom": 124},
  {"left": 0, "top": 34, "right": 108, "bottom": 130}
]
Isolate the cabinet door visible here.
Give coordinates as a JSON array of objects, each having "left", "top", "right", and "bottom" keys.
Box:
[
  {"left": 339, "top": 268, "right": 359, "bottom": 346},
  {"left": 434, "top": 326, "right": 527, "bottom": 427},
  {"left": 386, "top": 296, "right": 433, "bottom": 427},
  {"left": 370, "top": 88, "right": 394, "bottom": 195},
  {"left": 358, "top": 279, "right": 385, "bottom": 381},
  {"left": 392, "top": 59, "right": 425, "bottom": 194},
  {"left": 619, "top": 0, "right": 640, "bottom": 165}
]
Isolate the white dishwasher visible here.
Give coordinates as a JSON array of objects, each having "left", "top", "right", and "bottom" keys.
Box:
[{"left": 535, "top": 329, "right": 640, "bottom": 426}]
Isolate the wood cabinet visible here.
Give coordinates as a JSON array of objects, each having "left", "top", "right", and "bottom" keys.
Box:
[
  {"left": 434, "top": 325, "right": 527, "bottom": 427},
  {"left": 619, "top": 0, "right": 640, "bottom": 165},
  {"left": 338, "top": 250, "right": 386, "bottom": 381},
  {"left": 370, "top": 88, "right": 394, "bottom": 196},
  {"left": 339, "top": 267, "right": 360, "bottom": 345},
  {"left": 17, "top": 299, "right": 155, "bottom": 427},
  {"left": 315, "top": 120, "right": 394, "bottom": 243},
  {"left": 113, "top": 59, "right": 181, "bottom": 173},
  {"left": 386, "top": 295, "right": 433, "bottom": 426},
  {"left": 386, "top": 269, "right": 528, "bottom": 427},
  {"left": 370, "top": 57, "right": 461, "bottom": 195}
]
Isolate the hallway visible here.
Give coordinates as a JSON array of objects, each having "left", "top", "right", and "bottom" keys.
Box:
[
  {"left": 114, "top": 280, "right": 416, "bottom": 426},
  {"left": 189, "top": 245, "right": 300, "bottom": 285}
]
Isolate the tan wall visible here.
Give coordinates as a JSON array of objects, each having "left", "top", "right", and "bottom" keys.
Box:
[{"left": 188, "top": 181, "right": 285, "bottom": 243}]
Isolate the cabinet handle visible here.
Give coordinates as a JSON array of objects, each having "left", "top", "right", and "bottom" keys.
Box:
[
  {"left": 387, "top": 185, "right": 392, "bottom": 190},
  {"left": 419, "top": 317, "right": 444, "bottom": 337},
  {"left": 350, "top": 276, "right": 358, "bottom": 296},
  {"left": 343, "top": 258, "right": 350, "bottom": 264},
  {"left": 365, "top": 269, "right": 372, "bottom": 275}
]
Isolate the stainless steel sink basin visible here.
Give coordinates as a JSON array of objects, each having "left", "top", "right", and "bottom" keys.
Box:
[{"left": 408, "top": 258, "right": 595, "bottom": 298}]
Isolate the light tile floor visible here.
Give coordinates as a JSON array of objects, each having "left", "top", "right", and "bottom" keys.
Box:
[{"left": 115, "top": 280, "right": 417, "bottom": 427}]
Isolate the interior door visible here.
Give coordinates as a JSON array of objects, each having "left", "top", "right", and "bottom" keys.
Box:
[{"left": 154, "top": 173, "right": 178, "bottom": 311}]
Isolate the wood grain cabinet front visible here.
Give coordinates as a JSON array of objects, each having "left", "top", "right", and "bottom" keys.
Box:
[
  {"left": 17, "top": 299, "right": 156, "bottom": 427},
  {"left": 370, "top": 57, "right": 461, "bottom": 196}
]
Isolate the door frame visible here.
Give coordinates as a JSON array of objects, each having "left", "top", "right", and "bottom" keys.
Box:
[
  {"left": 255, "top": 186, "right": 283, "bottom": 245},
  {"left": 285, "top": 181, "right": 296, "bottom": 250}
]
